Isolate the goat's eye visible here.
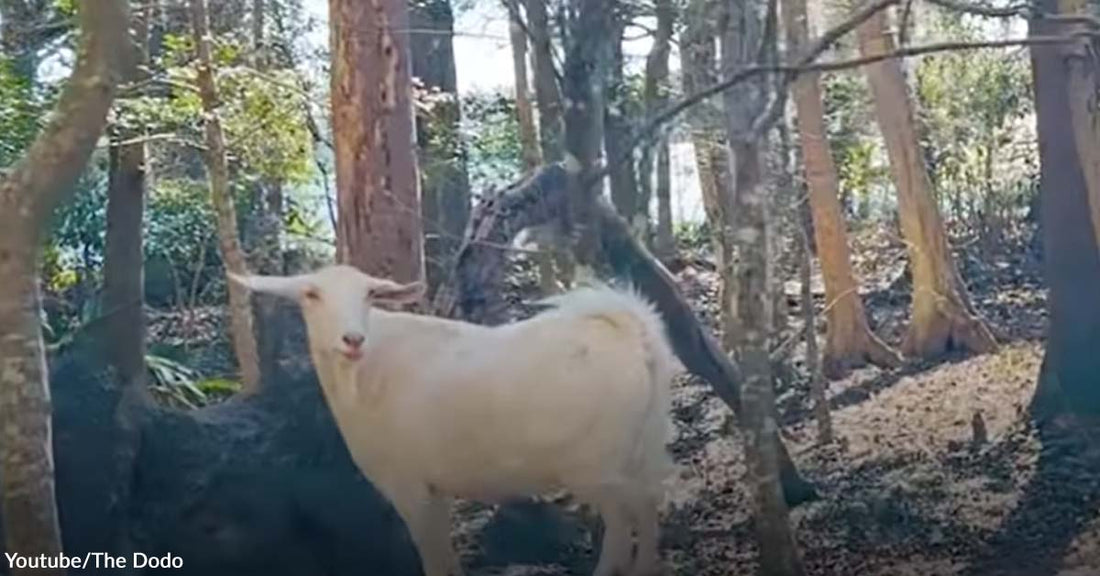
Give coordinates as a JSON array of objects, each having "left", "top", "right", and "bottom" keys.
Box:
[{"left": 304, "top": 288, "right": 321, "bottom": 301}]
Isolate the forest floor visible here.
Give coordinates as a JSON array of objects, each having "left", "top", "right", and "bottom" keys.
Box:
[{"left": 457, "top": 222, "right": 1100, "bottom": 576}]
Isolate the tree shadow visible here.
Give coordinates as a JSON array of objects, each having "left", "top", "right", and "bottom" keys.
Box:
[
  {"left": 779, "top": 352, "right": 972, "bottom": 428},
  {"left": 963, "top": 423, "right": 1100, "bottom": 576}
]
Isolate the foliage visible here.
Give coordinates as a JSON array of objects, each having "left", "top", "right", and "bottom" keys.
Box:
[
  {"left": 146, "top": 354, "right": 239, "bottom": 409},
  {"left": 460, "top": 90, "right": 524, "bottom": 194},
  {"left": 0, "top": 58, "right": 50, "bottom": 167},
  {"left": 822, "top": 71, "right": 893, "bottom": 221},
  {"left": 144, "top": 178, "right": 225, "bottom": 308},
  {"left": 914, "top": 12, "right": 1037, "bottom": 241}
]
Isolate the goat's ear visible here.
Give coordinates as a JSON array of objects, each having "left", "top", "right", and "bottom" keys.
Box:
[
  {"left": 370, "top": 280, "right": 425, "bottom": 304},
  {"left": 228, "top": 272, "right": 307, "bottom": 301}
]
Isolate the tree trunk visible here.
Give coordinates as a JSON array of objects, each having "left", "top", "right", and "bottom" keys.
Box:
[
  {"left": 681, "top": 0, "right": 736, "bottom": 350},
  {"left": 525, "top": 0, "right": 564, "bottom": 163},
  {"left": 102, "top": 0, "right": 151, "bottom": 392},
  {"left": 329, "top": 0, "right": 425, "bottom": 285},
  {"left": 1028, "top": 1, "right": 1100, "bottom": 422},
  {"left": 723, "top": 0, "right": 807, "bottom": 570},
  {"left": 1058, "top": 0, "right": 1100, "bottom": 249},
  {"left": 856, "top": 6, "right": 997, "bottom": 359},
  {"left": 604, "top": 16, "right": 640, "bottom": 224},
  {"left": 190, "top": 0, "right": 262, "bottom": 395},
  {"left": 410, "top": 0, "right": 470, "bottom": 298},
  {"left": 799, "top": 219, "right": 833, "bottom": 445},
  {"left": 655, "top": 141, "right": 674, "bottom": 259},
  {"left": 638, "top": 0, "right": 674, "bottom": 247},
  {"left": 507, "top": 0, "right": 542, "bottom": 172},
  {"left": 561, "top": 0, "right": 612, "bottom": 267},
  {"left": 783, "top": 0, "right": 900, "bottom": 378},
  {"left": 0, "top": 0, "right": 129, "bottom": 569},
  {"left": 504, "top": 0, "right": 560, "bottom": 295}
]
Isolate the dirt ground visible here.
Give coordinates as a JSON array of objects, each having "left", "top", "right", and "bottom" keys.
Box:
[{"left": 457, "top": 225, "right": 1100, "bottom": 576}]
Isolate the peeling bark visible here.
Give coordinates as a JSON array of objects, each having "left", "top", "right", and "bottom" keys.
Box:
[
  {"left": 190, "top": 0, "right": 262, "bottom": 394},
  {"left": 329, "top": 0, "right": 425, "bottom": 285},
  {"left": 0, "top": 0, "right": 130, "bottom": 568},
  {"left": 784, "top": 0, "right": 901, "bottom": 378}
]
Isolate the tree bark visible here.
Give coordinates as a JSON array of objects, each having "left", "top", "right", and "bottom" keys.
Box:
[
  {"left": 329, "top": 0, "right": 425, "bottom": 285},
  {"left": 681, "top": 0, "right": 737, "bottom": 350},
  {"left": 723, "top": 0, "right": 806, "bottom": 570},
  {"left": 525, "top": 0, "right": 564, "bottom": 163},
  {"left": 638, "top": 0, "right": 674, "bottom": 249},
  {"left": 504, "top": 0, "right": 561, "bottom": 295},
  {"left": 410, "top": 0, "right": 470, "bottom": 298},
  {"left": 1028, "top": 1, "right": 1100, "bottom": 422},
  {"left": 102, "top": 0, "right": 151, "bottom": 393},
  {"left": 783, "top": 0, "right": 901, "bottom": 378},
  {"left": 507, "top": 0, "right": 542, "bottom": 172},
  {"left": 799, "top": 219, "right": 833, "bottom": 445},
  {"left": 561, "top": 0, "right": 612, "bottom": 267},
  {"left": 856, "top": 5, "right": 997, "bottom": 359},
  {"left": 0, "top": 0, "right": 130, "bottom": 569},
  {"left": 604, "top": 15, "right": 640, "bottom": 225},
  {"left": 1058, "top": 0, "right": 1100, "bottom": 249},
  {"left": 190, "top": 0, "right": 262, "bottom": 395}
]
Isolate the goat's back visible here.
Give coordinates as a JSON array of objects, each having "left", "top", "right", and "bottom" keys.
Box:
[{"left": 339, "top": 286, "right": 678, "bottom": 502}]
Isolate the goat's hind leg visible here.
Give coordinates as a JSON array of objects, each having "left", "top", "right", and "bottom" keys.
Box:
[
  {"left": 582, "top": 491, "right": 633, "bottom": 576},
  {"left": 625, "top": 488, "right": 662, "bottom": 576}
]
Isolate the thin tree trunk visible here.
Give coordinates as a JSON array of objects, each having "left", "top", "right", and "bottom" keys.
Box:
[
  {"left": 1028, "top": 1, "right": 1100, "bottom": 421},
  {"left": 329, "top": 0, "right": 425, "bottom": 285},
  {"left": 102, "top": 2, "right": 152, "bottom": 392},
  {"left": 784, "top": 0, "right": 901, "bottom": 378},
  {"left": 525, "top": 0, "right": 563, "bottom": 163},
  {"left": 641, "top": 0, "right": 674, "bottom": 252},
  {"left": 525, "top": 0, "right": 574, "bottom": 288},
  {"left": 723, "top": 0, "right": 806, "bottom": 570},
  {"left": 410, "top": 0, "right": 470, "bottom": 298},
  {"left": 0, "top": 0, "right": 129, "bottom": 569},
  {"left": 507, "top": 0, "right": 541, "bottom": 172},
  {"left": 561, "top": 0, "right": 612, "bottom": 268},
  {"left": 504, "top": 0, "right": 559, "bottom": 294},
  {"left": 856, "top": 5, "right": 997, "bottom": 359},
  {"left": 604, "top": 15, "right": 640, "bottom": 225},
  {"left": 655, "top": 141, "right": 674, "bottom": 259},
  {"left": 190, "top": 0, "right": 262, "bottom": 394},
  {"left": 681, "top": 0, "right": 736, "bottom": 349},
  {"left": 799, "top": 219, "right": 833, "bottom": 444}
]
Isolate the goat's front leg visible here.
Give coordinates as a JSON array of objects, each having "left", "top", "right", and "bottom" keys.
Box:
[{"left": 385, "top": 483, "right": 462, "bottom": 576}]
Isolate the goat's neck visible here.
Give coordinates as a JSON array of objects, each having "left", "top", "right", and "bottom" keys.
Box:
[{"left": 307, "top": 345, "right": 381, "bottom": 411}]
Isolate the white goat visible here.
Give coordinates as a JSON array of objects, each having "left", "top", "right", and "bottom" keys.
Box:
[{"left": 231, "top": 265, "right": 679, "bottom": 576}]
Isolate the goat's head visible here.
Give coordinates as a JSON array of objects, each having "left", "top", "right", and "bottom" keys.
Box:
[{"left": 230, "top": 265, "right": 424, "bottom": 362}]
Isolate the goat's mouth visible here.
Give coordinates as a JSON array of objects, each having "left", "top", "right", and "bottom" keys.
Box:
[{"left": 338, "top": 348, "right": 364, "bottom": 361}]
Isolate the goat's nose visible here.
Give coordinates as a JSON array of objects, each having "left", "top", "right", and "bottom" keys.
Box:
[{"left": 342, "top": 332, "right": 365, "bottom": 349}]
